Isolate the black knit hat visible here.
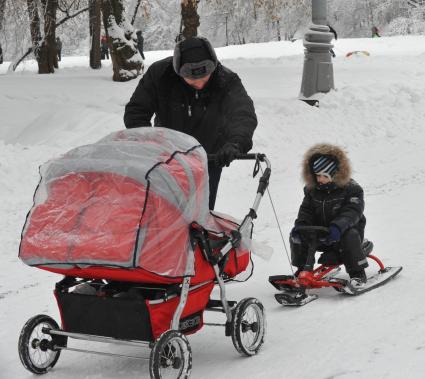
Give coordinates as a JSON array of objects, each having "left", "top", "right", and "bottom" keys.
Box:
[
  {"left": 173, "top": 37, "right": 217, "bottom": 79},
  {"left": 180, "top": 38, "right": 211, "bottom": 64}
]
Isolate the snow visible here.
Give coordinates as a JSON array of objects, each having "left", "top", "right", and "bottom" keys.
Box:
[{"left": 1, "top": 36, "right": 425, "bottom": 378}]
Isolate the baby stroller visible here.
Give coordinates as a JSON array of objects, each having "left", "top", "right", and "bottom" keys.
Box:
[{"left": 18, "top": 128, "right": 270, "bottom": 378}]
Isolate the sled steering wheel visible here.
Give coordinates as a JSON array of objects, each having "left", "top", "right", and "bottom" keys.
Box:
[{"left": 295, "top": 226, "right": 329, "bottom": 247}]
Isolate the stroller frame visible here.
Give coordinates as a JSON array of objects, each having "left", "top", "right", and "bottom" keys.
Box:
[{"left": 18, "top": 154, "right": 271, "bottom": 379}]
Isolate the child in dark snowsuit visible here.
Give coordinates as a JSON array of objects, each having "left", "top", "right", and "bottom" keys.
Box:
[{"left": 290, "top": 144, "right": 368, "bottom": 286}]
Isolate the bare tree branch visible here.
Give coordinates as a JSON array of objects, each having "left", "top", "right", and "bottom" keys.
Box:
[
  {"left": 12, "top": 47, "right": 33, "bottom": 71},
  {"left": 131, "top": 0, "right": 142, "bottom": 25},
  {"left": 56, "top": 6, "right": 89, "bottom": 27}
]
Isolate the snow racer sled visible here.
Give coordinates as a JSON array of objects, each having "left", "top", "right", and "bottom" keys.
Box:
[
  {"left": 18, "top": 128, "right": 270, "bottom": 378},
  {"left": 269, "top": 226, "right": 402, "bottom": 306}
]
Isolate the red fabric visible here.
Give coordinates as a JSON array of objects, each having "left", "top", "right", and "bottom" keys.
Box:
[
  {"left": 20, "top": 172, "right": 146, "bottom": 264},
  {"left": 136, "top": 189, "right": 190, "bottom": 276},
  {"left": 38, "top": 245, "right": 249, "bottom": 284},
  {"left": 21, "top": 160, "right": 249, "bottom": 281},
  {"left": 146, "top": 281, "right": 214, "bottom": 339}
]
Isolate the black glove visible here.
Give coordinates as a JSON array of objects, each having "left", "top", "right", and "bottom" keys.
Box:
[
  {"left": 290, "top": 226, "right": 301, "bottom": 244},
  {"left": 216, "top": 142, "right": 241, "bottom": 168}
]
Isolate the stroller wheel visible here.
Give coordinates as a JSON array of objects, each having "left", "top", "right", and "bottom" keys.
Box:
[
  {"left": 231, "top": 297, "right": 266, "bottom": 356},
  {"left": 149, "top": 330, "right": 192, "bottom": 379},
  {"left": 18, "top": 314, "right": 61, "bottom": 374}
]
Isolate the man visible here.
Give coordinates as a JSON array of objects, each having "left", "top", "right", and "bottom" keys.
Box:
[
  {"left": 101, "top": 35, "right": 109, "bottom": 60},
  {"left": 136, "top": 30, "right": 145, "bottom": 60},
  {"left": 124, "top": 36, "right": 257, "bottom": 209},
  {"left": 328, "top": 24, "right": 337, "bottom": 58},
  {"left": 0, "top": 43, "right": 3, "bottom": 64},
  {"left": 55, "top": 37, "right": 62, "bottom": 62},
  {"left": 372, "top": 26, "right": 381, "bottom": 38}
]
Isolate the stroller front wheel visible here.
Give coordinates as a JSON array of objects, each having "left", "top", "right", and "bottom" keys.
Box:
[
  {"left": 18, "top": 314, "right": 61, "bottom": 374},
  {"left": 149, "top": 330, "right": 192, "bottom": 379},
  {"left": 231, "top": 297, "right": 266, "bottom": 356}
]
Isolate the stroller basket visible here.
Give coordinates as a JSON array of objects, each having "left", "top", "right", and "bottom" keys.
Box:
[{"left": 55, "top": 277, "right": 214, "bottom": 341}]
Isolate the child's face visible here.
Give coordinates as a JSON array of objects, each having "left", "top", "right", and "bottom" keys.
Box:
[{"left": 316, "top": 174, "right": 332, "bottom": 185}]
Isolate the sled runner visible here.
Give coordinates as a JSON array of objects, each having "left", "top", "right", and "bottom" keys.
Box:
[
  {"left": 18, "top": 128, "right": 270, "bottom": 378},
  {"left": 269, "top": 226, "right": 402, "bottom": 306},
  {"left": 346, "top": 50, "right": 370, "bottom": 58}
]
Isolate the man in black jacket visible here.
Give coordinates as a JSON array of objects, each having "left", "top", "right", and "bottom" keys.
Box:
[
  {"left": 290, "top": 144, "right": 368, "bottom": 286},
  {"left": 136, "top": 30, "right": 145, "bottom": 60},
  {"left": 124, "top": 36, "right": 257, "bottom": 209},
  {"left": 56, "top": 37, "right": 62, "bottom": 62}
]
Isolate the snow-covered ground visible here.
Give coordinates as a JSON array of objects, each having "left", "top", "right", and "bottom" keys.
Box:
[{"left": 1, "top": 36, "right": 425, "bottom": 378}]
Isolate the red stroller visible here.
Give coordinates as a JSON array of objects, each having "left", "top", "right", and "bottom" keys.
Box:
[{"left": 18, "top": 128, "right": 270, "bottom": 378}]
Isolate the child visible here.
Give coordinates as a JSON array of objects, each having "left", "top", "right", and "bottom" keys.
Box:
[{"left": 290, "top": 143, "right": 368, "bottom": 286}]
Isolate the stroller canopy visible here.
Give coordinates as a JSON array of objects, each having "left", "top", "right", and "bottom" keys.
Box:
[{"left": 19, "top": 128, "right": 211, "bottom": 278}]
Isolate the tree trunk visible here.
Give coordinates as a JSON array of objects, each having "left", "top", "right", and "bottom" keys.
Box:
[
  {"left": 101, "top": 0, "right": 142, "bottom": 82},
  {"left": 27, "top": 0, "right": 58, "bottom": 74},
  {"left": 89, "top": 0, "right": 101, "bottom": 69},
  {"left": 276, "top": 19, "right": 281, "bottom": 41},
  {"left": 0, "top": 0, "right": 6, "bottom": 32},
  {"left": 181, "top": 0, "right": 199, "bottom": 39},
  {"left": 26, "top": 0, "right": 42, "bottom": 61},
  {"left": 41, "top": 0, "right": 58, "bottom": 73}
]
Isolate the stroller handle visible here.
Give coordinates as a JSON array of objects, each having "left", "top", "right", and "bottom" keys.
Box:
[
  {"left": 208, "top": 153, "right": 271, "bottom": 257},
  {"left": 207, "top": 153, "right": 266, "bottom": 162}
]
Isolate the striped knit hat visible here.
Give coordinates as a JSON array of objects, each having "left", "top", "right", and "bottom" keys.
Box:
[{"left": 312, "top": 155, "right": 338, "bottom": 179}]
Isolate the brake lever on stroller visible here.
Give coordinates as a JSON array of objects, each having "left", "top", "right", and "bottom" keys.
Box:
[
  {"left": 190, "top": 222, "right": 228, "bottom": 265},
  {"left": 230, "top": 230, "right": 241, "bottom": 248}
]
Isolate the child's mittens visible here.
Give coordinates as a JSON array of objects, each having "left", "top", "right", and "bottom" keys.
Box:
[{"left": 326, "top": 224, "right": 341, "bottom": 244}]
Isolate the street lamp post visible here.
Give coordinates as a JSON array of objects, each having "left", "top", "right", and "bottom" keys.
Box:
[
  {"left": 225, "top": 14, "right": 229, "bottom": 46},
  {"left": 299, "top": 0, "right": 334, "bottom": 106}
]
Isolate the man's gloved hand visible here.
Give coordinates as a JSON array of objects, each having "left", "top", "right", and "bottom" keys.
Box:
[
  {"left": 326, "top": 224, "right": 341, "bottom": 245},
  {"left": 290, "top": 226, "right": 302, "bottom": 244},
  {"left": 216, "top": 142, "right": 241, "bottom": 167}
]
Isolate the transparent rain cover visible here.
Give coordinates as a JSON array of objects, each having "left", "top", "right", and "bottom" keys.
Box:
[{"left": 19, "top": 128, "right": 212, "bottom": 277}]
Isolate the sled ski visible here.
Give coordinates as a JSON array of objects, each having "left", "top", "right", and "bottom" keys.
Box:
[
  {"left": 274, "top": 288, "right": 318, "bottom": 306},
  {"left": 338, "top": 266, "right": 403, "bottom": 296}
]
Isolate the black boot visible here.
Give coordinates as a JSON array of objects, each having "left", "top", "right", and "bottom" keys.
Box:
[
  {"left": 349, "top": 269, "right": 367, "bottom": 286},
  {"left": 294, "top": 267, "right": 302, "bottom": 277}
]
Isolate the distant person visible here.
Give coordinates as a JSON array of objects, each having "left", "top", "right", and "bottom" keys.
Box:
[
  {"left": 0, "top": 43, "right": 3, "bottom": 64},
  {"left": 101, "top": 35, "right": 109, "bottom": 60},
  {"left": 328, "top": 25, "right": 337, "bottom": 58},
  {"left": 55, "top": 37, "right": 62, "bottom": 61},
  {"left": 372, "top": 26, "right": 381, "bottom": 38},
  {"left": 124, "top": 36, "right": 257, "bottom": 210},
  {"left": 136, "top": 30, "right": 145, "bottom": 60}
]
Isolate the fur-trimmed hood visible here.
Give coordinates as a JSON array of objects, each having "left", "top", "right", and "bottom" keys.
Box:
[{"left": 302, "top": 143, "right": 352, "bottom": 189}]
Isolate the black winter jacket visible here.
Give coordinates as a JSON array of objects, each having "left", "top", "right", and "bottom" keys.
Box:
[
  {"left": 124, "top": 57, "right": 257, "bottom": 154},
  {"left": 295, "top": 180, "right": 366, "bottom": 237}
]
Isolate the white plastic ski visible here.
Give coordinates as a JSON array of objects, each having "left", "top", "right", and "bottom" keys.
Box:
[{"left": 341, "top": 266, "right": 403, "bottom": 296}]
